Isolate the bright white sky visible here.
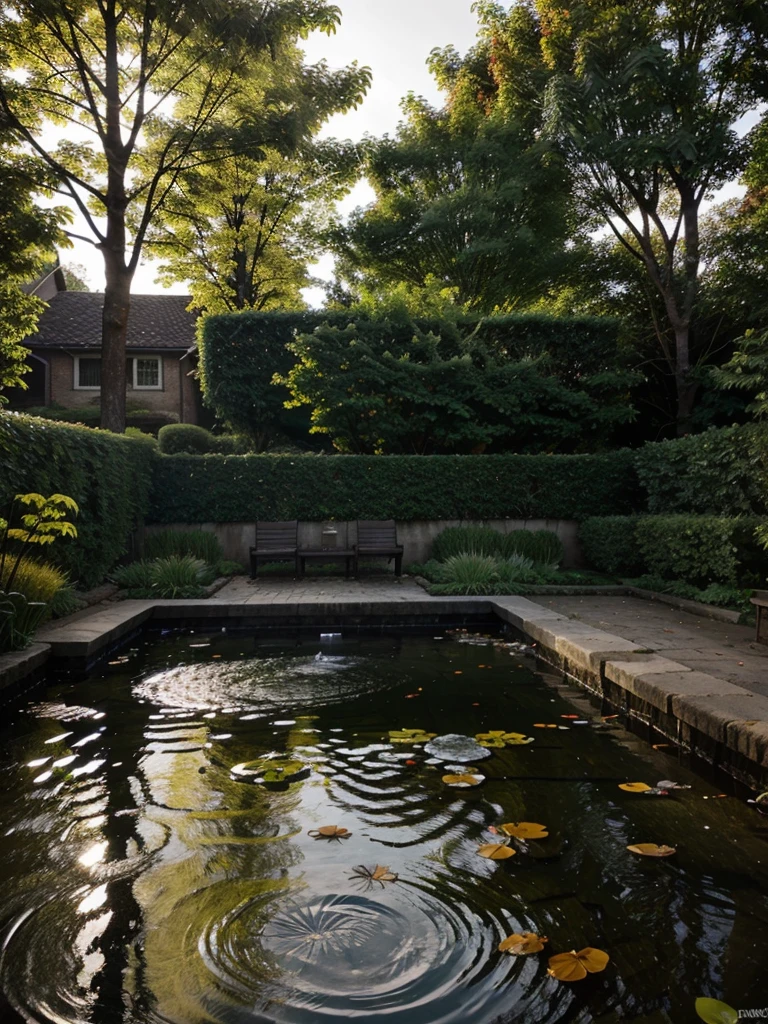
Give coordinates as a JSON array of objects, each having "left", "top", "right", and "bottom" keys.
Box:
[{"left": 66, "top": 0, "right": 481, "bottom": 296}]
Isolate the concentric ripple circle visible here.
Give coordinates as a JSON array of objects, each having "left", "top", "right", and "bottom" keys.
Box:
[{"left": 143, "top": 878, "right": 553, "bottom": 1024}]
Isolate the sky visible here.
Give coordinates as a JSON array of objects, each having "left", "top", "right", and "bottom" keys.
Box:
[{"left": 65, "top": 0, "right": 481, "bottom": 295}]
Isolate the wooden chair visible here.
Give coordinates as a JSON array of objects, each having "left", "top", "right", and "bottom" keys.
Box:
[
  {"left": 355, "top": 520, "right": 403, "bottom": 576},
  {"left": 250, "top": 521, "right": 299, "bottom": 578}
]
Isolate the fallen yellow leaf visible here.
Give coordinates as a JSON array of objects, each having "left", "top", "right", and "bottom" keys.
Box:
[
  {"left": 477, "top": 842, "right": 516, "bottom": 860},
  {"left": 442, "top": 773, "right": 484, "bottom": 787},
  {"left": 547, "top": 947, "right": 610, "bottom": 982},
  {"left": 500, "top": 821, "right": 549, "bottom": 840},
  {"left": 626, "top": 843, "right": 676, "bottom": 857},
  {"left": 307, "top": 825, "right": 351, "bottom": 839},
  {"left": 618, "top": 782, "right": 652, "bottom": 793},
  {"left": 498, "top": 932, "right": 548, "bottom": 955}
]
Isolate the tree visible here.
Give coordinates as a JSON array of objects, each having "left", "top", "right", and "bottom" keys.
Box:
[
  {"left": 529, "top": 0, "right": 768, "bottom": 433},
  {"left": 146, "top": 139, "right": 361, "bottom": 313},
  {"left": 277, "top": 317, "right": 638, "bottom": 454},
  {"left": 0, "top": 140, "right": 70, "bottom": 401},
  {"left": 331, "top": 4, "right": 574, "bottom": 313},
  {"left": 0, "top": 0, "right": 368, "bottom": 431}
]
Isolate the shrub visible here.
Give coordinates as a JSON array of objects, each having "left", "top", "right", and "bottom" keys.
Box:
[
  {"left": 430, "top": 526, "right": 506, "bottom": 561},
  {"left": 504, "top": 529, "right": 564, "bottom": 566},
  {"left": 0, "top": 413, "right": 155, "bottom": 588},
  {"left": 635, "top": 515, "right": 768, "bottom": 587},
  {"left": 216, "top": 560, "right": 244, "bottom": 576},
  {"left": 0, "top": 555, "right": 67, "bottom": 604},
  {"left": 634, "top": 426, "right": 764, "bottom": 515},
  {"left": 150, "top": 555, "right": 213, "bottom": 598},
  {"left": 112, "top": 560, "right": 154, "bottom": 590},
  {"left": 144, "top": 528, "right": 223, "bottom": 565},
  {"left": 158, "top": 423, "right": 215, "bottom": 455},
  {"left": 579, "top": 517, "right": 645, "bottom": 576},
  {"left": 429, "top": 553, "right": 503, "bottom": 595},
  {"left": 48, "top": 586, "right": 84, "bottom": 618},
  {"left": 148, "top": 450, "right": 641, "bottom": 524}
]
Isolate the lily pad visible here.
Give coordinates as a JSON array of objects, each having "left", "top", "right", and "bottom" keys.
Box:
[
  {"left": 477, "top": 842, "right": 516, "bottom": 860},
  {"left": 626, "top": 843, "right": 676, "bottom": 857},
  {"left": 308, "top": 825, "right": 351, "bottom": 840},
  {"left": 424, "top": 734, "right": 492, "bottom": 763},
  {"left": 389, "top": 728, "right": 436, "bottom": 744},
  {"left": 498, "top": 932, "right": 548, "bottom": 955},
  {"left": 442, "top": 773, "right": 484, "bottom": 787},
  {"left": 501, "top": 821, "right": 549, "bottom": 840},
  {"left": 547, "top": 947, "right": 609, "bottom": 982},
  {"left": 231, "top": 757, "right": 309, "bottom": 786}
]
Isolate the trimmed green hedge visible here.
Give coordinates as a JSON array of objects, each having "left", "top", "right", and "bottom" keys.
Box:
[
  {"left": 0, "top": 413, "right": 156, "bottom": 588},
  {"left": 147, "top": 450, "right": 641, "bottom": 523},
  {"left": 580, "top": 514, "right": 768, "bottom": 586},
  {"left": 635, "top": 425, "right": 766, "bottom": 515},
  {"left": 198, "top": 309, "right": 623, "bottom": 446}
]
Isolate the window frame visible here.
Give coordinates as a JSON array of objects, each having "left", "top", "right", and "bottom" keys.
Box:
[
  {"left": 131, "top": 355, "right": 163, "bottom": 390},
  {"left": 73, "top": 355, "right": 102, "bottom": 390}
]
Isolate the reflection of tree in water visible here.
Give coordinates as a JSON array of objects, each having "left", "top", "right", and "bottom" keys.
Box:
[{"left": 129, "top": 714, "right": 308, "bottom": 1023}]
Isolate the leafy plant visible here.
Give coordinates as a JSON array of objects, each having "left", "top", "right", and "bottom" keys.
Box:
[
  {"left": 216, "top": 560, "right": 244, "bottom": 577},
  {"left": 48, "top": 585, "right": 84, "bottom": 619},
  {"left": 149, "top": 555, "right": 214, "bottom": 599},
  {"left": 694, "top": 998, "right": 738, "bottom": 1024},
  {"left": 504, "top": 530, "right": 564, "bottom": 567},
  {"left": 0, "top": 556, "right": 67, "bottom": 604},
  {"left": 431, "top": 526, "right": 506, "bottom": 561},
  {"left": 111, "top": 561, "right": 154, "bottom": 590},
  {"left": 429, "top": 553, "right": 500, "bottom": 595},
  {"left": 144, "top": 528, "right": 223, "bottom": 565},
  {"left": 157, "top": 424, "right": 216, "bottom": 455}
]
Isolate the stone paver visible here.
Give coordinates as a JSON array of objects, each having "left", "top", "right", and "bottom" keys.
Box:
[
  {"left": 530, "top": 595, "right": 767, "bottom": 698},
  {"left": 215, "top": 574, "right": 444, "bottom": 604}
]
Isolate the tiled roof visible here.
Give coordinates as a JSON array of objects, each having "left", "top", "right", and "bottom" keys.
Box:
[{"left": 26, "top": 292, "right": 197, "bottom": 350}]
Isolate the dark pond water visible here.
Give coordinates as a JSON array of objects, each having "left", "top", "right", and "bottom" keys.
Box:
[{"left": 0, "top": 628, "right": 767, "bottom": 1024}]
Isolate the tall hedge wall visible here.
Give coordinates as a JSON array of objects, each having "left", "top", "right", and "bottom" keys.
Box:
[
  {"left": 0, "top": 413, "right": 156, "bottom": 587},
  {"left": 635, "top": 425, "right": 767, "bottom": 515},
  {"left": 198, "top": 310, "right": 622, "bottom": 442},
  {"left": 147, "top": 450, "right": 641, "bottom": 523}
]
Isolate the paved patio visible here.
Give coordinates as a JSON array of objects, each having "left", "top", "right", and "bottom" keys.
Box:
[{"left": 531, "top": 594, "right": 767, "bottom": 698}]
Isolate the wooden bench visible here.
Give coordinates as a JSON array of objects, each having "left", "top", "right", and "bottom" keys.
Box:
[
  {"left": 249, "top": 521, "right": 299, "bottom": 578},
  {"left": 355, "top": 520, "right": 403, "bottom": 576},
  {"left": 751, "top": 591, "right": 768, "bottom": 645}
]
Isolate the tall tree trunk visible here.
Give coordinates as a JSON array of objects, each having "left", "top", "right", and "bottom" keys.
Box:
[
  {"left": 100, "top": 251, "right": 132, "bottom": 432},
  {"left": 674, "top": 323, "right": 696, "bottom": 436}
]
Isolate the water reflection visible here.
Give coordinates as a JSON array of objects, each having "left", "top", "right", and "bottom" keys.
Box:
[{"left": 0, "top": 631, "right": 767, "bottom": 1023}]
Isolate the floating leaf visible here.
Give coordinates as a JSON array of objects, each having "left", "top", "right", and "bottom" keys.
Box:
[
  {"left": 534, "top": 723, "right": 558, "bottom": 729},
  {"left": 694, "top": 997, "right": 738, "bottom": 1024},
  {"left": 476, "top": 737, "right": 506, "bottom": 748},
  {"left": 503, "top": 732, "right": 534, "bottom": 745},
  {"left": 442, "top": 773, "right": 484, "bottom": 787},
  {"left": 561, "top": 714, "right": 580, "bottom": 720},
  {"left": 547, "top": 947, "right": 610, "bottom": 982},
  {"left": 477, "top": 842, "right": 516, "bottom": 860},
  {"left": 307, "top": 825, "right": 351, "bottom": 840},
  {"left": 626, "top": 843, "right": 676, "bottom": 857},
  {"left": 389, "top": 728, "right": 436, "bottom": 744},
  {"left": 618, "top": 782, "right": 652, "bottom": 793},
  {"left": 501, "top": 821, "right": 549, "bottom": 840},
  {"left": 348, "top": 864, "right": 398, "bottom": 888},
  {"left": 498, "top": 932, "right": 548, "bottom": 955}
]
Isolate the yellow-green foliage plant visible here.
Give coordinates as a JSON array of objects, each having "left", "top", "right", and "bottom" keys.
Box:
[
  {"left": 0, "top": 556, "right": 67, "bottom": 604},
  {"left": 0, "top": 492, "right": 78, "bottom": 652}
]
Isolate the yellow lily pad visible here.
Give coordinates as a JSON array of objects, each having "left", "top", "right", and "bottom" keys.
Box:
[{"left": 500, "top": 821, "right": 549, "bottom": 840}]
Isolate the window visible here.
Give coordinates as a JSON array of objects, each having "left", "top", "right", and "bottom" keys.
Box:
[
  {"left": 75, "top": 357, "right": 101, "bottom": 389},
  {"left": 131, "top": 356, "right": 162, "bottom": 390}
]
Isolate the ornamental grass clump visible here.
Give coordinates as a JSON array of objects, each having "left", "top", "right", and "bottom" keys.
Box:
[
  {"left": 112, "top": 555, "right": 216, "bottom": 598},
  {"left": 144, "top": 529, "right": 223, "bottom": 565}
]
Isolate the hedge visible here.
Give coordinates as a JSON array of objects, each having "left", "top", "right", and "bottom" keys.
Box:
[
  {"left": 147, "top": 450, "right": 641, "bottom": 524},
  {"left": 0, "top": 412, "right": 156, "bottom": 588},
  {"left": 198, "top": 309, "right": 622, "bottom": 444},
  {"left": 580, "top": 514, "right": 768, "bottom": 586},
  {"left": 635, "top": 425, "right": 767, "bottom": 515}
]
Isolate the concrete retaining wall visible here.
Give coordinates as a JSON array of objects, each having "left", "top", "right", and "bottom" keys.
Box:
[{"left": 144, "top": 519, "right": 584, "bottom": 568}]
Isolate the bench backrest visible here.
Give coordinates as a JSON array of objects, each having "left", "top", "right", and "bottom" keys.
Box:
[
  {"left": 255, "top": 521, "right": 298, "bottom": 549},
  {"left": 357, "top": 519, "right": 398, "bottom": 548}
]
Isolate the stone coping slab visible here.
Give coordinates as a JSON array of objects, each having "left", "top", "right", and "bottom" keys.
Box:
[{"left": 0, "top": 643, "right": 50, "bottom": 693}]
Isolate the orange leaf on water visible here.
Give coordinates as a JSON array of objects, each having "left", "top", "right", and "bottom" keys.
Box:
[
  {"left": 308, "top": 825, "right": 351, "bottom": 839},
  {"left": 442, "top": 773, "right": 484, "bottom": 787},
  {"left": 499, "top": 932, "right": 548, "bottom": 955},
  {"left": 626, "top": 843, "right": 676, "bottom": 857},
  {"left": 501, "top": 821, "right": 549, "bottom": 840},
  {"left": 477, "top": 842, "right": 516, "bottom": 860},
  {"left": 547, "top": 947, "right": 609, "bottom": 982},
  {"left": 534, "top": 723, "right": 558, "bottom": 729},
  {"left": 619, "top": 782, "right": 652, "bottom": 793}
]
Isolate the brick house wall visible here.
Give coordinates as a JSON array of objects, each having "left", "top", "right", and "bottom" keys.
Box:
[{"left": 45, "top": 350, "right": 197, "bottom": 423}]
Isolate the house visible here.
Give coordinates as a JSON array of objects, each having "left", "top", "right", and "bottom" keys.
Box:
[{"left": 11, "top": 274, "right": 201, "bottom": 426}]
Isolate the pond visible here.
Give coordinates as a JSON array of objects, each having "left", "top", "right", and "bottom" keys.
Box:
[{"left": 0, "top": 628, "right": 766, "bottom": 1024}]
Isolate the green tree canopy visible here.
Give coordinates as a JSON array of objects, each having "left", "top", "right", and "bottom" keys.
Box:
[{"left": 0, "top": 0, "right": 369, "bottom": 431}]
